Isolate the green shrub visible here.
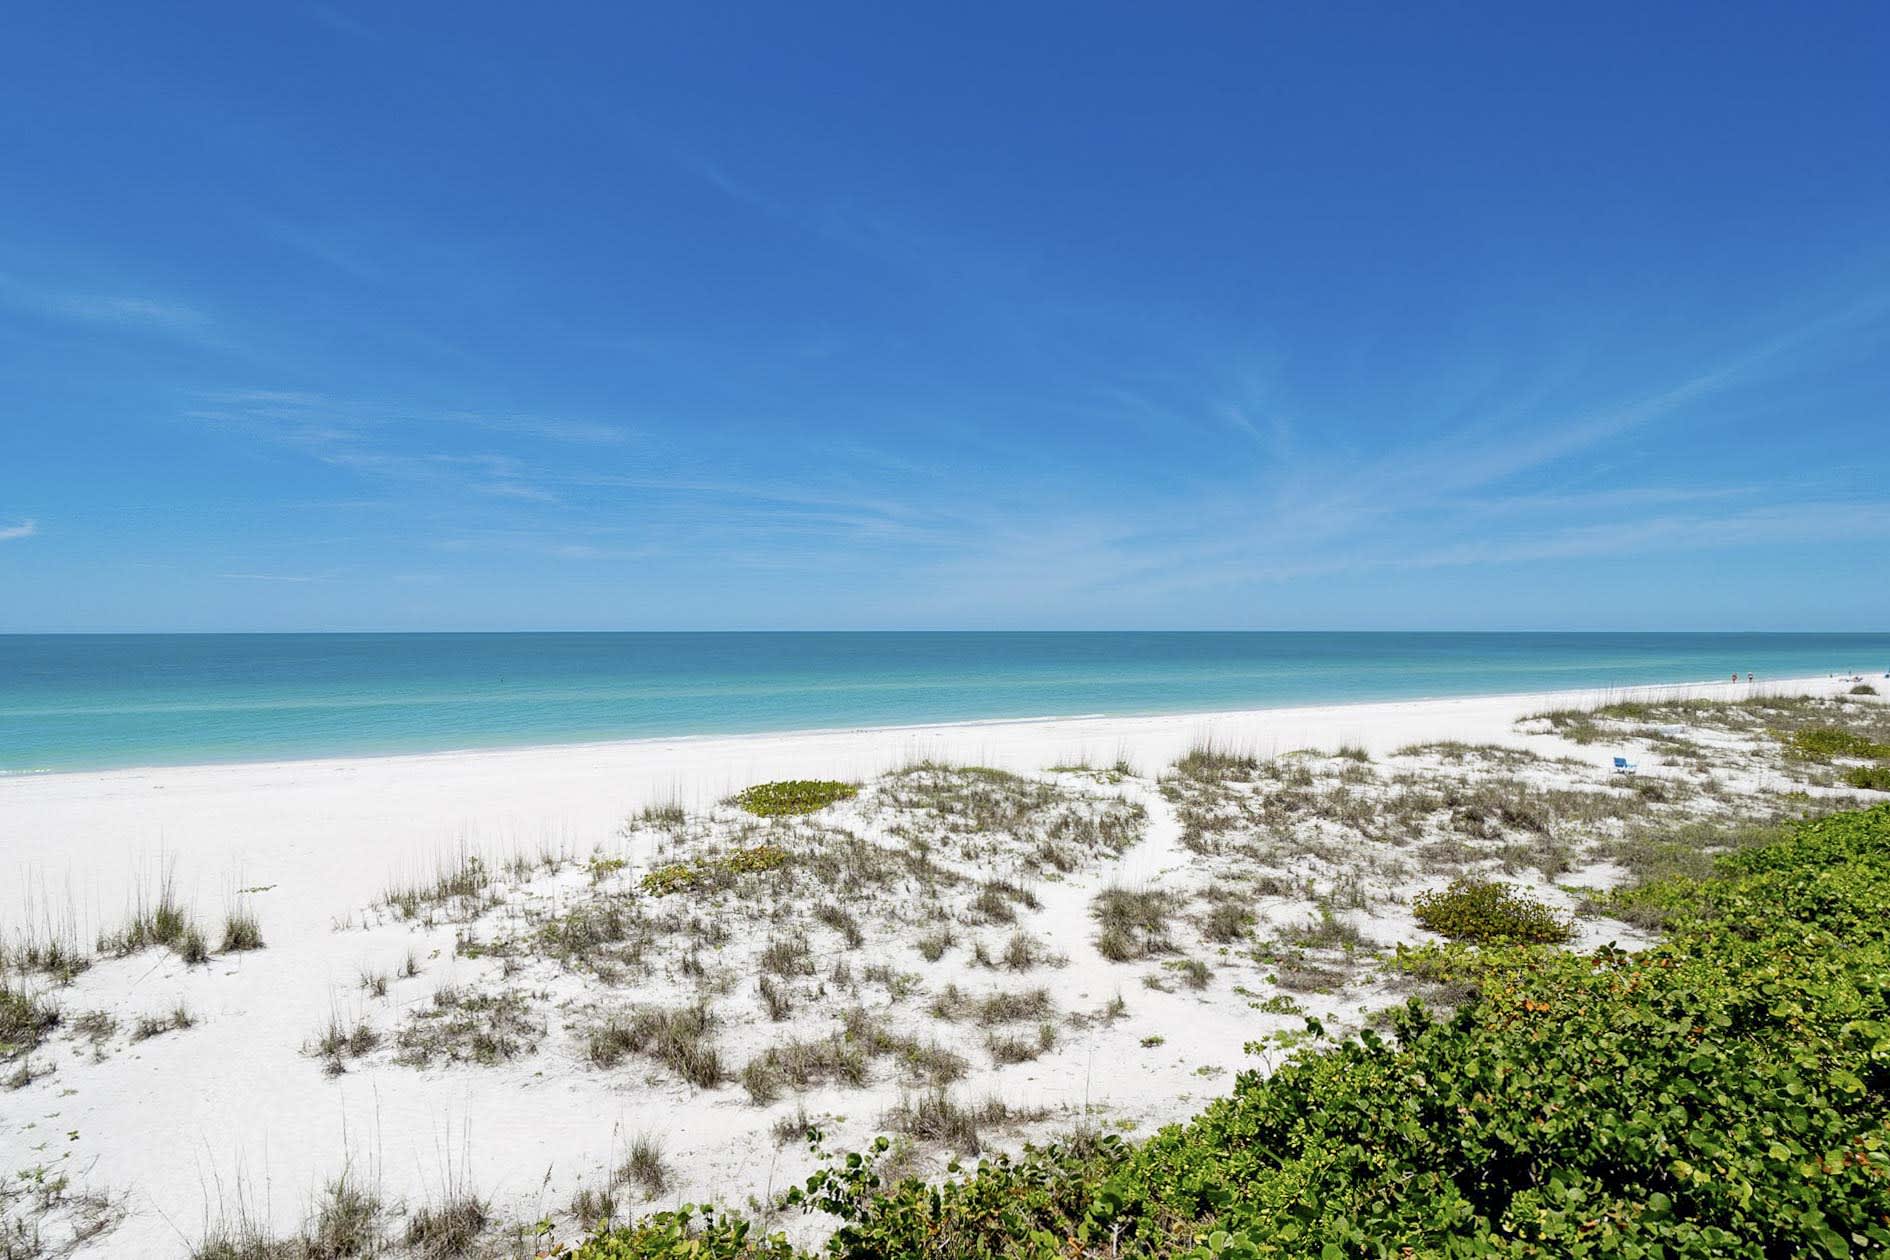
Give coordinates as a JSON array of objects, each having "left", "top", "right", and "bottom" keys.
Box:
[
  {"left": 1850, "top": 683, "right": 1878, "bottom": 696},
  {"left": 1844, "top": 764, "right": 1890, "bottom": 790},
  {"left": 639, "top": 862, "right": 696, "bottom": 896},
  {"left": 572, "top": 1204, "right": 794, "bottom": 1258},
  {"left": 730, "top": 780, "right": 858, "bottom": 817},
  {"left": 1786, "top": 726, "right": 1890, "bottom": 761},
  {"left": 1411, "top": 877, "right": 1573, "bottom": 944}
]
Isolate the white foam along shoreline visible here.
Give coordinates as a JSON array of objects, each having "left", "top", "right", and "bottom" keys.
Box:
[{"left": 0, "top": 670, "right": 1867, "bottom": 1257}]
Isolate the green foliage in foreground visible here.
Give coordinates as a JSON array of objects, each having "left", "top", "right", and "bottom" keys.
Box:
[
  {"left": 575, "top": 805, "right": 1890, "bottom": 1259},
  {"left": 731, "top": 780, "right": 860, "bottom": 817},
  {"left": 1846, "top": 765, "right": 1890, "bottom": 791},
  {"left": 569, "top": 1206, "right": 794, "bottom": 1258},
  {"left": 1411, "top": 878, "right": 1573, "bottom": 944}
]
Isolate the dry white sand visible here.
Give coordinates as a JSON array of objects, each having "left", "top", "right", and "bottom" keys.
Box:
[{"left": 0, "top": 672, "right": 1867, "bottom": 1256}]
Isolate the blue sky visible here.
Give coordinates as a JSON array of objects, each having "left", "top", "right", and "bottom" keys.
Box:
[{"left": 2, "top": 3, "right": 1886, "bottom": 631}]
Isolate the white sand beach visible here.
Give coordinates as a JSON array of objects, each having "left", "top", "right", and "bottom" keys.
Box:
[{"left": 1, "top": 673, "right": 1879, "bottom": 1257}]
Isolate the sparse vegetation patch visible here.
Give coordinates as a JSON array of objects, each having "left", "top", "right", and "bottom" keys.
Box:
[{"left": 641, "top": 843, "right": 789, "bottom": 895}]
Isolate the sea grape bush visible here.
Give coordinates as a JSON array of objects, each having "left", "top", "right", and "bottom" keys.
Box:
[
  {"left": 731, "top": 780, "right": 859, "bottom": 817},
  {"left": 565, "top": 1205, "right": 794, "bottom": 1258},
  {"left": 575, "top": 804, "right": 1890, "bottom": 1259},
  {"left": 1411, "top": 878, "right": 1574, "bottom": 944},
  {"left": 1785, "top": 727, "right": 1890, "bottom": 761}
]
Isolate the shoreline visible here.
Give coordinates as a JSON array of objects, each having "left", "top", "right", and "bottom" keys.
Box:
[
  {"left": 1, "top": 670, "right": 1857, "bottom": 782},
  {"left": 0, "top": 671, "right": 1854, "bottom": 994}
]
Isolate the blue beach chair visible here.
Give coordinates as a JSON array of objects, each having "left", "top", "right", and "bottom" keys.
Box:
[{"left": 1611, "top": 755, "right": 1637, "bottom": 775}]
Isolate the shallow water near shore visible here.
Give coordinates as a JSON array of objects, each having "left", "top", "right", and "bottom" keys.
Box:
[{"left": 4, "top": 630, "right": 1888, "bottom": 772}]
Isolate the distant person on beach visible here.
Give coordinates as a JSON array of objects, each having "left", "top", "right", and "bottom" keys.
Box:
[{"left": 1748, "top": 672, "right": 1754, "bottom": 683}]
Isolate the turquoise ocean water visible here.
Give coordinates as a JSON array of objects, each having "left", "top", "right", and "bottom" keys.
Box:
[{"left": 2, "top": 632, "right": 1887, "bottom": 774}]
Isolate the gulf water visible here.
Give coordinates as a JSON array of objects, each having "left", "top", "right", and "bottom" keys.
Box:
[{"left": 3, "top": 632, "right": 1887, "bottom": 773}]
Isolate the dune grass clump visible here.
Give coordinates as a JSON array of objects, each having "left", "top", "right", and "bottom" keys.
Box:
[
  {"left": 758, "top": 975, "right": 794, "bottom": 1021},
  {"left": 1200, "top": 900, "right": 1254, "bottom": 944},
  {"left": 1852, "top": 683, "right": 1879, "bottom": 696},
  {"left": 813, "top": 903, "right": 865, "bottom": 948},
  {"left": 308, "top": 1173, "right": 383, "bottom": 1258},
  {"left": 618, "top": 1134, "right": 670, "bottom": 1199},
  {"left": 1092, "top": 886, "right": 1179, "bottom": 961},
  {"left": 1529, "top": 707, "right": 1604, "bottom": 744},
  {"left": 633, "top": 799, "right": 687, "bottom": 828},
  {"left": 927, "top": 985, "right": 1054, "bottom": 1027},
  {"left": 70, "top": 1008, "right": 116, "bottom": 1049},
  {"left": 533, "top": 893, "right": 650, "bottom": 973},
  {"left": 406, "top": 1192, "right": 489, "bottom": 1260},
  {"left": 131, "top": 1003, "right": 196, "bottom": 1042},
  {"left": 1172, "top": 743, "right": 1260, "bottom": 780},
  {"left": 190, "top": 1172, "right": 390, "bottom": 1260},
  {"left": 1412, "top": 878, "right": 1573, "bottom": 945},
  {"left": 218, "top": 909, "right": 264, "bottom": 953},
  {"left": 312, "top": 1010, "right": 380, "bottom": 1075},
  {"left": 731, "top": 780, "right": 859, "bottom": 817},
  {"left": 1, "top": 922, "right": 89, "bottom": 985},
  {"left": 772, "top": 1105, "right": 822, "bottom": 1148},
  {"left": 587, "top": 1003, "right": 724, "bottom": 1088},
  {"left": 882, "top": 1089, "right": 1048, "bottom": 1155},
  {"left": 1169, "top": 958, "right": 1211, "bottom": 990},
  {"left": 760, "top": 933, "right": 815, "bottom": 977},
  {"left": 382, "top": 850, "right": 495, "bottom": 922},
  {"left": 395, "top": 987, "right": 540, "bottom": 1068},
  {"left": 1, "top": 979, "right": 59, "bottom": 1059},
  {"left": 986, "top": 1023, "right": 1057, "bottom": 1066},
  {"left": 739, "top": 1035, "right": 864, "bottom": 1104},
  {"left": 568, "top": 1185, "right": 619, "bottom": 1231},
  {"left": 98, "top": 867, "right": 209, "bottom": 963}
]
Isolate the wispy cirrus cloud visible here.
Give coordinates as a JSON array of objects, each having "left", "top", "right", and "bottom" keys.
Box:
[
  {"left": 305, "top": 3, "right": 377, "bottom": 40},
  {"left": 0, "top": 519, "right": 37, "bottom": 542},
  {"left": 0, "top": 273, "right": 212, "bottom": 332},
  {"left": 216, "top": 572, "right": 329, "bottom": 583}
]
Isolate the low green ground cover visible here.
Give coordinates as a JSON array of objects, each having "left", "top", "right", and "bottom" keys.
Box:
[
  {"left": 574, "top": 804, "right": 1890, "bottom": 1258},
  {"left": 731, "top": 780, "right": 860, "bottom": 817}
]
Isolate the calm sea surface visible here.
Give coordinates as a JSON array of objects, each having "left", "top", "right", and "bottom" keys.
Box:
[{"left": 2, "top": 632, "right": 1887, "bottom": 773}]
